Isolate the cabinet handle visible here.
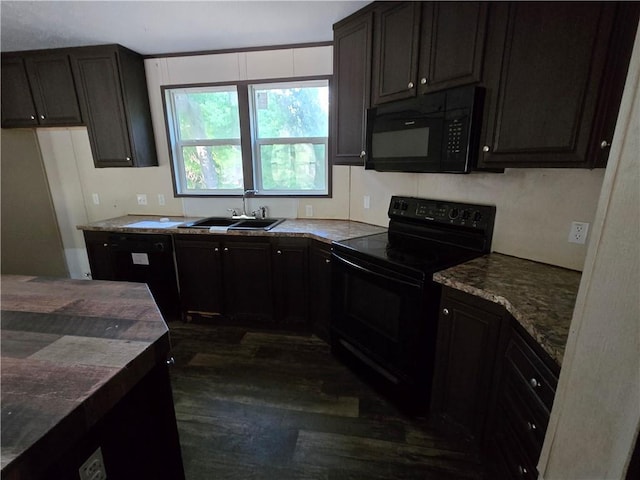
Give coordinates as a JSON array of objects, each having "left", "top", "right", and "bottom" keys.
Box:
[
  {"left": 482, "top": 145, "right": 491, "bottom": 153},
  {"left": 125, "top": 157, "right": 131, "bottom": 161},
  {"left": 529, "top": 377, "right": 541, "bottom": 389},
  {"left": 325, "top": 258, "right": 331, "bottom": 264},
  {"left": 527, "top": 421, "right": 537, "bottom": 431},
  {"left": 359, "top": 151, "right": 366, "bottom": 158},
  {"left": 408, "top": 82, "right": 414, "bottom": 89},
  {"left": 442, "top": 308, "right": 450, "bottom": 316},
  {"left": 420, "top": 77, "right": 428, "bottom": 85},
  {"left": 214, "top": 247, "right": 219, "bottom": 252},
  {"left": 518, "top": 465, "right": 528, "bottom": 476},
  {"left": 223, "top": 247, "right": 229, "bottom": 252},
  {"left": 166, "top": 356, "right": 176, "bottom": 366},
  {"left": 277, "top": 250, "right": 282, "bottom": 255},
  {"left": 600, "top": 140, "right": 611, "bottom": 149},
  {"left": 30, "top": 115, "right": 36, "bottom": 120},
  {"left": 40, "top": 114, "right": 45, "bottom": 120},
  {"left": 103, "top": 243, "right": 109, "bottom": 247}
]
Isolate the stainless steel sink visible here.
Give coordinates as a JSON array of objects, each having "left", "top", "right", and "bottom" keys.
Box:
[{"left": 178, "top": 217, "right": 284, "bottom": 230}]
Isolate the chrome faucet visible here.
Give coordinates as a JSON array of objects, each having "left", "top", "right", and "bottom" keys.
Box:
[{"left": 235, "top": 189, "right": 257, "bottom": 218}]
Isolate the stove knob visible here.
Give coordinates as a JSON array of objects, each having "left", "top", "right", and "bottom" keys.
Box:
[
  {"left": 449, "top": 208, "right": 459, "bottom": 219},
  {"left": 461, "top": 210, "right": 471, "bottom": 220},
  {"left": 473, "top": 211, "right": 483, "bottom": 222},
  {"left": 401, "top": 202, "right": 408, "bottom": 211},
  {"left": 393, "top": 201, "right": 400, "bottom": 210}
]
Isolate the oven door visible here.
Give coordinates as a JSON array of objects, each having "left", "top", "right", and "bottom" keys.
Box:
[{"left": 331, "top": 248, "right": 437, "bottom": 391}]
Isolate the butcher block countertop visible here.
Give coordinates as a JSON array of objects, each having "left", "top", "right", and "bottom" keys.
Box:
[
  {"left": 0, "top": 275, "right": 171, "bottom": 479},
  {"left": 77, "top": 215, "right": 387, "bottom": 243},
  {"left": 434, "top": 253, "right": 582, "bottom": 366}
]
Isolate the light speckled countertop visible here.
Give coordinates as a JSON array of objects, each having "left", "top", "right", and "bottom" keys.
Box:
[
  {"left": 77, "top": 215, "right": 387, "bottom": 243},
  {"left": 434, "top": 253, "right": 581, "bottom": 366}
]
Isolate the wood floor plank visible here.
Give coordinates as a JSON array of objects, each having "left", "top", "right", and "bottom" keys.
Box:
[{"left": 167, "top": 322, "right": 486, "bottom": 480}]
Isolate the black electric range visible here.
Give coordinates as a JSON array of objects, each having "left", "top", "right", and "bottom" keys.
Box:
[{"left": 330, "top": 196, "right": 496, "bottom": 412}]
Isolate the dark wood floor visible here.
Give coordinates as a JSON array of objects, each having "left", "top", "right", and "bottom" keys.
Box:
[{"left": 167, "top": 321, "right": 485, "bottom": 480}]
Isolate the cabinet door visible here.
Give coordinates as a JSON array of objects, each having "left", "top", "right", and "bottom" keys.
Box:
[
  {"left": 332, "top": 10, "right": 373, "bottom": 166},
  {"left": 479, "top": 2, "right": 617, "bottom": 168},
  {"left": 174, "top": 236, "right": 223, "bottom": 319},
  {"left": 0, "top": 57, "right": 38, "bottom": 127},
  {"left": 24, "top": 53, "right": 82, "bottom": 126},
  {"left": 83, "top": 231, "right": 116, "bottom": 280},
  {"left": 430, "top": 287, "right": 509, "bottom": 443},
  {"left": 309, "top": 241, "right": 332, "bottom": 342},
  {"left": 273, "top": 238, "right": 309, "bottom": 326},
  {"left": 418, "top": 2, "right": 487, "bottom": 94},
  {"left": 71, "top": 50, "right": 133, "bottom": 167},
  {"left": 221, "top": 239, "right": 273, "bottom": 322},
  {"left": 371, "top": 1, "right": 421, "bottom": 105}
]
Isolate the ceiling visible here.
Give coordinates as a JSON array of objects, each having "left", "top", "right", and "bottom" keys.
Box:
[{"left": 0, "top": 1, "right": 369, "bottom": 55}]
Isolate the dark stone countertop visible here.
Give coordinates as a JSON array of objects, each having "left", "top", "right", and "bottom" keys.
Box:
[
  {"left": 76, "top": 215, "right": 387, "bottom": 243},
  {"left": 0, "top": 275, "right": 171, "bottom": 479},
  {"left": 434, "top": 253, "right": 582, "bottom": 366}
]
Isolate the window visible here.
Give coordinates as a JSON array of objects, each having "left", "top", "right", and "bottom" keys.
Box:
[{"left": 164, "top": 78, "right": 329, "bottom": 196}]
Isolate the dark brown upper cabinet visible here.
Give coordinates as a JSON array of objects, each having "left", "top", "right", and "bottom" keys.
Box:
[
  {"left": 1, "top": 53, "right": 82, "bottom": 128},
  {"left": 479, "top": 2, "right": 639, "bottom": 169},
  {"left": 331, "top": 8, "right": 373, "bottom": 166},
  {"left": 371, "top": 2, "right": 487, "bottom": 105},
  {"left": 70, "top": 45, "right": 158, "bottom": 168},
  {"left": 371, "top": 2, "right": 421, "bottom": 105},
  {"left": 418, "top": 2, "right": 488, "bottom": 95}
]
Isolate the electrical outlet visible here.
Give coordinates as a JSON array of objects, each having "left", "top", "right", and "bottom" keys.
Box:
[
  {"left": 136, "top": 194, "right": 147, "bottom": 206},
  {"left": 364, "top": 195, "right": 371, "bottom": 209},
  {"left": 79, "top": 447, "right": 106, "bottom": 480},
  {"left": 92, "top": 193, "right": 100, "bottom": 205},
  {"left": 568, "top": 221, "right": 590, "bottom": 244},
  {"left": 305, "top": 205, "right": 313, "bottom": 217},
  {"left": 158, "top": 194, "right": 166, "bottom": 206}
]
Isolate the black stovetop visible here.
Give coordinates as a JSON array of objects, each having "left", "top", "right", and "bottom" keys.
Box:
[
  {"left": 332, "top": 195, "right": 496, "bottom": 278},
  {"left": 333, "top": 231, "right": 481, "bottom": 276}
]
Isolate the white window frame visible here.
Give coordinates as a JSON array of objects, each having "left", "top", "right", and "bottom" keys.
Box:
[
  {"left": 249, "top": 79, "right": 329, "bottom": 196},
  {"left": 164, "top": 85, "right": 243, "bottom": 195},
  {"left": 163, "top": 77, "right": 330, "bottom": 197}
]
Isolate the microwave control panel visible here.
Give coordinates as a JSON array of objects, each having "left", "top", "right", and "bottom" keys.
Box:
[{"left": 444, "top": 117, "right": 469, "bottom": 160}]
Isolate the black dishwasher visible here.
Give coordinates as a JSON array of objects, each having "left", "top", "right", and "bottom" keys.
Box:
[{"left": 85, "top": 231, "right": 180, "bottom": 321}]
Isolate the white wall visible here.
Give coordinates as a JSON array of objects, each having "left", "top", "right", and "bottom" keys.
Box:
[
  {"left": 539, "top": 26, "right": 640, "bottom": 479},
  {"left": 37, "top": 44, "right": 606, "bottom": 276}
]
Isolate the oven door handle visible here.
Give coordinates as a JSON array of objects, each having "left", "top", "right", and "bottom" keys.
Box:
[{"left": 332, "top": 251, "right": 423, "bottom": 289}]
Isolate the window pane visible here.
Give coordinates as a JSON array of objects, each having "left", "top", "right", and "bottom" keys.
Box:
[
  {"left": 182, "top": 145, "right": 243, "bottom": 190},
  {"left": 259, "top": 143, "right": 326, "bottom": 191},
  {"left": 253, "top": 84, "right": 329, "bottom": 139},
  {"left": 174, "top": 89, "right": 240, "bottom": 140}
]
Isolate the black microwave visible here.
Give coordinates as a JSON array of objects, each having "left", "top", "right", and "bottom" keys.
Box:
[{"left": 365, "top": 85, "right": 484, "bottom": 173}]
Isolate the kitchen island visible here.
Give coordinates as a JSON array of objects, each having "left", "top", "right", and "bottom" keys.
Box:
[{"left": 0, "top": 275, "right": 184, "bottom": 480}]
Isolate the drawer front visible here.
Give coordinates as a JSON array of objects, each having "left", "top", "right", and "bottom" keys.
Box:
[
  {"left": 505, "top": 331, "right": 558, "bottom": 411},
  {"left": 492, "top": 410, "right": 539, "bottom": 480},
  {"left": 501, "top": 368, "right": 549, "bottom": 465}
]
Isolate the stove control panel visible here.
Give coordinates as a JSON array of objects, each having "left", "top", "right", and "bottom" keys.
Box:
[{"left": 389, "top": 196, "right": 495, "bottom": 230}]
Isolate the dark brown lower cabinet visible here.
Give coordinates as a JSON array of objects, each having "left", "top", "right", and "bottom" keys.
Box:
[
  {"left": 174, "top": 234, "right": 273, "bottom": 323},
  {"left": 222, "top": 238, "right": 273, "bottom": 323},
  {"left": 44, "top": 363, "right": 184, "bottom": 480},
  {"left": 431, "top": 286, "right": 561, "bottom": 478},
  {"left": 430, "top": 286, "right": 510, "bottom": 444},
  {"left": 486, "top": 321, "right": 559, "bottom": 479},
  {"left": 174, "top": 235, "right": 223, "bottom": 318},
  {"left": 273, "top": 237, "right": 309, "bottom": 326},
  {"left": 174, "top": 235, "right": 313, "bottom": 327},
  {"left": 309, "top": 241, "right": 332, "bottom": 341}
]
